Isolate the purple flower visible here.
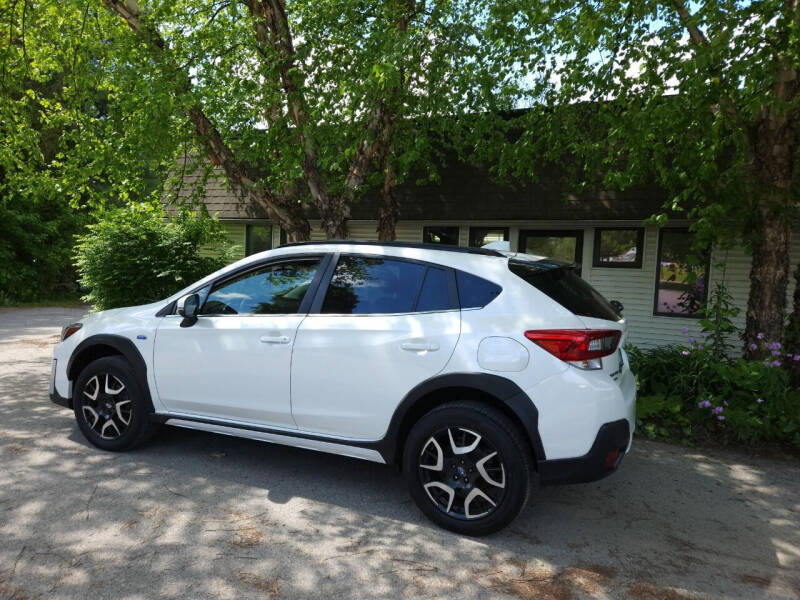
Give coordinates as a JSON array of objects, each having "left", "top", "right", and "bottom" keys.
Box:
[
  {"left": 682, "top": 349, "right": 690, "bottom": 356},
  {"left": 698, "top": 400, "right": 711, "bottom": 409},
  {"left": 756, "top": 398, "right": 764, "bottom": 404},
  {"left": 794, "top": 355, "right": 800, "bottom": 362},
  {"left": 688, "top": 337, "right": 695, "bottom": 344},
  {"left": 772, "top": 350, "right": 781, "bottom": 356},
  {"left": 757, "top": 333, "right": 765, "bottom": 339},
  {"left": 697, "top": 344, "right": 703, "bottom": 350},
  {"left": 712, "top": 406, "right": 724, "bottom": 415},
  {"left": 717, "top": 415, "right": 726, "bottom": 421},
  {"left": 771, "top": 360, "right": 782, "bottom": 367},
  {"left": 681, "top": 326, "right": 689, "bottom": 334},
  {"left": 749, "top": 343, "right": 758, "bottom": 351}
]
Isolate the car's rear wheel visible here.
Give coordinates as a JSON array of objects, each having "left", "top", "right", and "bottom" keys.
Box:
[
  {"left": 403, "top": 401, "right": 532, "bottom": 536},
  {"left": 73, "top": 356, "right": 158, "bottom": 451}
]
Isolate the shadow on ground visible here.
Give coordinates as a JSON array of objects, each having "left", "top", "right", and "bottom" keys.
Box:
[{"left": 1, "top": 307, "right": 799, "bottom": 599}]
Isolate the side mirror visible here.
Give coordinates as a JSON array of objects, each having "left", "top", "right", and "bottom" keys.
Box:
[
  {"left": 177, "top": 293, "right": 200, "bottom": 326},
  {"left": 610, "top": 300, "right": 624, "bottom": 314}
]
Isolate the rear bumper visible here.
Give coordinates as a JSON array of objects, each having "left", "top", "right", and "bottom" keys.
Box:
[{"left": 537, "top": 419, "right": 631, "bottom": 484}]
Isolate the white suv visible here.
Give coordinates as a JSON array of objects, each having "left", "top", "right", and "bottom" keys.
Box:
[{"left": 50, "top": 241, "right": 635, "bottom": 535}]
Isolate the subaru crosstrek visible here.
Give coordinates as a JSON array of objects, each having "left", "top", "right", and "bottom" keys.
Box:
[{"left": 50, "top": 241, "right": 636, "bottom": 535}]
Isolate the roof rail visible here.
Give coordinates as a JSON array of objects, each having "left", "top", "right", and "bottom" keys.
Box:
[{"left": 278, "top": 240, "right": 506, "bottom": 257}]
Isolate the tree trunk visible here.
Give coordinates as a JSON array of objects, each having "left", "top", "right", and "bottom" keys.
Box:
[
  {"left": 743, "top": 207, "right": 791, "bottom": 357},
  {"left": 377, "top": 151, "right": 399, "bottom": 241},
  {"left": 271, "top": 195, "right": 311, "bottom": 242},
  {"left": 743, "top": 111, "right": 796, "bottom": 358},
  {"left": 786, "top": 263, "right": 800, "bottom": 384}
]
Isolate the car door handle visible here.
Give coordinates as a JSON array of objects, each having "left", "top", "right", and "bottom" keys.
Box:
[
  {"left": 260, "top": 335, "right": 291, "bottom": 344},
  {"left": 401, "top": 341, "right": 439, "bottom": 352}
]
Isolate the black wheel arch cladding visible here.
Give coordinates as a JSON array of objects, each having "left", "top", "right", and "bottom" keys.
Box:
[
  {"left": 381, "top": 372, "right": 546, "bottom": 466},
  {"left": 67, "top": 334, "right": 155, "bottom": 414}
]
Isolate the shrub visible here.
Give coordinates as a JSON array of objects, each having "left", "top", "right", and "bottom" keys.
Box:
[
  {"left": 628, "top": 333, "right": 800, "bottom": 449},
  {"left": 74, "top": 202, "right": 233, "bottom": 310},
  {"left": 0, "top": 192, "right": 87, "bottom": 304}
]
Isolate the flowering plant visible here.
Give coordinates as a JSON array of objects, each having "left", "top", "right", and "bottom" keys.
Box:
[{"left": 628, "top": 330, "right": 800, "bottom": 448}]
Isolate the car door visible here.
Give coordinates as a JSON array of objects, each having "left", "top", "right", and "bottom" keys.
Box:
[
  {"left": 290, "top": 254, "right": 460, "bottom": 439},
  {"left": 153, "top": 255, "right": 326, "bottom": 427}
]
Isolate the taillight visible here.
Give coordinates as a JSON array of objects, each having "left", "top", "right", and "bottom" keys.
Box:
[{"left": 524, "top": 329, "right": 621, "bottom": 370}]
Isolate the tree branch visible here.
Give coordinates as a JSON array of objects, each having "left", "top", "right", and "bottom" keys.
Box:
[
  {"left": 243, "top": 0, "right": 338, "bottom": 235},
  {"left": 669, "top": 0, "right": 751, "bottom": 147},
  {"left": 345, "top": 1, "right": 415, "bottom": 198},
  {"left": 672, "top": 0, "right": 708, "bottom": 46},
  {"left": 101, "top": 0, "right": 309, "bottom": 238}
]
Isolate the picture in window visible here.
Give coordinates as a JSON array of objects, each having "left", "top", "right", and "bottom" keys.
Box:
[
  {"left": 246, "top": 224, "right": 273, "bottom": 256},
  {"left": 469, "top": 227, "right": 508, "bottom": 248},
  {"left": 593, "top": 228, "right": 644, "bottom": 268},
  {"left": 654, "top": 229, "right": 709, "bottom": 317}
]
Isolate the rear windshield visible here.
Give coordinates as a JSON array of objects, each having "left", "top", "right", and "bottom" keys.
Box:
[{"left": 509, "top": 258, "right": 621, "bottom": 321}]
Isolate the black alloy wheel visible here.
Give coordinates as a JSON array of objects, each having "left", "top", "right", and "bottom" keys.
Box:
[
  {"left": 403, "top": 401, "right": 532, "bottom": 536},
  {"left": 73, "top": 356, "right": 158, "bottom": 451}
]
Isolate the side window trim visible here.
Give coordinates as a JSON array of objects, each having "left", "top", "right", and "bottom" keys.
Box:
[
  {"left": 197, "top": 253, "right": 331, "bottom": 316},
  {"left": 308, "top": 253, "right": 459, "bottom": 315}
]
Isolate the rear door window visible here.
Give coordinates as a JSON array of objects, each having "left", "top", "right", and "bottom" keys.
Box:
[
  {"left": 416, "top": 267, "right": 450, "bottom": 312},
  {"left": 322, "top": 256, "right": 426, "bottom": 314},
  {"left": 509, "top": 259, "right": 620, "bottom": 321}
]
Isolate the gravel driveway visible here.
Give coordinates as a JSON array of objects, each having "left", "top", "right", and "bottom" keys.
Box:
[{"left": 1, "top": 307, "right": 799, "bottom": 599}]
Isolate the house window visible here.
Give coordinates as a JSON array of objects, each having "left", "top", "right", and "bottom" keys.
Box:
[
  {"left": 469, "top": 227, "right": 509, "bottom": 248},
  {"left": 593, "top": 228, "right": 644, "bottom": 268},
  {"left": 245, "top": 224, "right": 273, "bottom": 256},
  {"left": 518, "top": 230, "right": 583, "bottom": 264},
  {"left": 423, "top": 226, "right": 459, "bottom": 246},
  {"left": 654, "top": 229, "right": 709, "bottom": 318}
]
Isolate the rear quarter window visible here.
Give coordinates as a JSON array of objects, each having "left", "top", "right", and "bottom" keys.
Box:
[
  {"left": 509, "top": 259, "right": 620, "bottom": 321},
  {"left": 456, "top": 271, "right": 502, "bottom": 309}
]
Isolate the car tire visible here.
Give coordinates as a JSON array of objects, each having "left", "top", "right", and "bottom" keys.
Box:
[
  {"left": 73, "top": 356, "right": 159, "bottom": 451},
  {"left": 403, "top": 400, "right": 532, "bottom": 536}
]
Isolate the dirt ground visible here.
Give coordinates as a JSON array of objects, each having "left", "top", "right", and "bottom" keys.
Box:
[{"left": 1, "top": 306, "right": 799, "bottom": 599}]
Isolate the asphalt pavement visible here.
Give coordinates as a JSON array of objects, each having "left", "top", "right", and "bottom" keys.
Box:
[{"left": 1, "top": 306, "right": 799, "bottom": 599}]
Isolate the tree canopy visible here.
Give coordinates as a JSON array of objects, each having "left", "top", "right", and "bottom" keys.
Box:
[{"left": 477, "top": 0, "right": 799, "bottom": 353}]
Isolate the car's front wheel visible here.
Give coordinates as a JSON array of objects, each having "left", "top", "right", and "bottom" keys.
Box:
[
  {"left": 403, "top": 401, "right": 532, "bottom": 536},
  {"left": 73, "top": 356, "right": 158, "bottom": 451}
]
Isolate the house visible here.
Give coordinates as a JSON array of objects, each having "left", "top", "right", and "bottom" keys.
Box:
[{"left": 170, "top": 157, "right": 800, "bottom": 352}]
